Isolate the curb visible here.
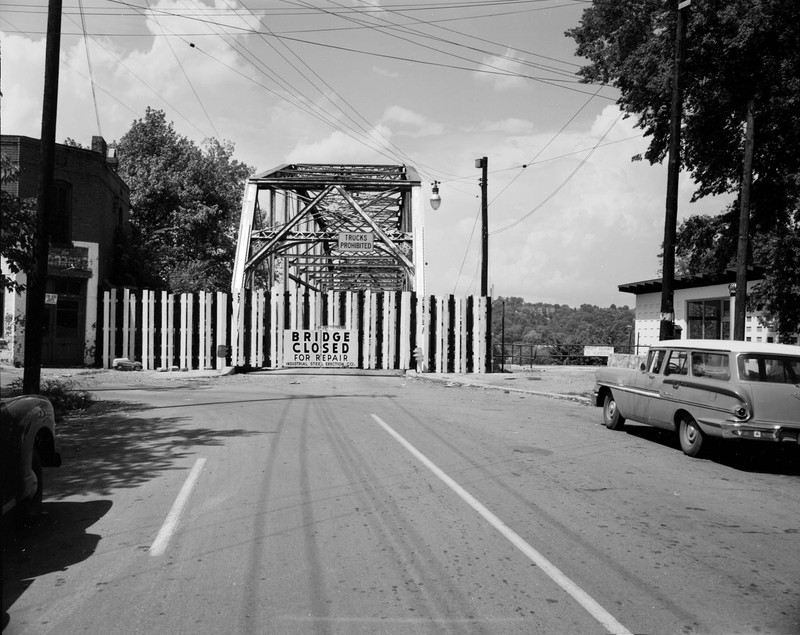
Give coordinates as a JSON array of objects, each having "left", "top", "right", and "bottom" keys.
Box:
[{"left": 405, "top": 370, "right": 593, "bottom": 404}]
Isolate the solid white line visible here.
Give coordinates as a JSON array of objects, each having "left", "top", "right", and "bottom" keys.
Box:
[
  {"left": 149, "top": 457, "right": 207, "bottom": 557},
  {"left": 371, "top": 414, "right": 633, "bottom": 635}
]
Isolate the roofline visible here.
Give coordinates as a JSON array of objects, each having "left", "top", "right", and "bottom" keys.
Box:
[{"left": 618, "top": 266, "right": 767, "bottom": 295}]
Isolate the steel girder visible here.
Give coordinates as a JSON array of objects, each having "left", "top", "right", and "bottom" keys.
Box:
[{"left": 231, "top": 164, "right": 425, "bottom": 294}]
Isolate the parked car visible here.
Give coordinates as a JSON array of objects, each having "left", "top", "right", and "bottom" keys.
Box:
[
  {"left": 594, "top": 339, "right": 800, "bottom": 457},
  {"left": 112, "top": 357, "right": 143, "bottom": 371},
  {"left": 1, "top": 395, "right": 61, "bottom": 522}
]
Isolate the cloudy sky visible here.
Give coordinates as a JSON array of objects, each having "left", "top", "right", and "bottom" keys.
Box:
[{"left": 1, "top": 0, "right": 731, "bottom": 307}]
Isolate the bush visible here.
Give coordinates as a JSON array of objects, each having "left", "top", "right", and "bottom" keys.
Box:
[{"left": 4, "top": 378, "right": 93, "bottom": 418}]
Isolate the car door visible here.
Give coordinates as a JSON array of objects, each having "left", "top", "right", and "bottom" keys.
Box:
[
  {"left": 624, "top": 348, "right": 667, "bottom": 424},
  {"left": 648, "top": 349, "right": 689, "bottom": 430}
]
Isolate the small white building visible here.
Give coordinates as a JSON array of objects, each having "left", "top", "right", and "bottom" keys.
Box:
[{"left": 620, "top": 269, "right": 799, "bottom": 352}]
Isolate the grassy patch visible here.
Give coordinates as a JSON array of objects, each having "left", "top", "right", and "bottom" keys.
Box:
[{"left": 4, "top": 378, "right": 94, "bottom": 419}]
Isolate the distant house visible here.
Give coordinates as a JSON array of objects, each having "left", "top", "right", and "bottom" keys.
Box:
[
  {"left": 1, "top": 135, "right": 131, "bottom": 367},
  {"left": 619, "top": 268, "right": 799, "bottom": 351}
]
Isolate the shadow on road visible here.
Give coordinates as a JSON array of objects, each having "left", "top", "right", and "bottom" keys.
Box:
[
  {"left": 622, "top": 424, "right": 800, "bottom": 476},
  {"left": 50, "top": 399, "right": 266, "bottom": 499},
  {"left": 2, "top": 499, "right": 112, "bottom": 631}
]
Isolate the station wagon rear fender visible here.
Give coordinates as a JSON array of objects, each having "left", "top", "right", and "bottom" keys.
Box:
[{"left": 662, "top": 378, "right": 754, "bottom": 428}]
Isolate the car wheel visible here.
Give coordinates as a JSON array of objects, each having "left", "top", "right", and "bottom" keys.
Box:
[
  {"left": 679, "top": 415, "right": 705, "bottom": 457},
  {"left": 603, "top": 392, "right": 626, "bottom": 430},
  {"left": 20, "top": 448, "right": 43, "bottom": 525}
]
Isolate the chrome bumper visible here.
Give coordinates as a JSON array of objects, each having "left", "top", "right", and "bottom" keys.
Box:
[{"left": 719, "top": 423, "right": 800, "bottom": 443}]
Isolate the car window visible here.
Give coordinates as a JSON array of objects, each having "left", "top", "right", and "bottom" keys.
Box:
[
  {"left": 738, "top": 354, "right": 800, "bottom": 384},
  {"left": 646, "top": 349, "right": 667, "bottom": 374},
  {"left": 666, "top": 350, "right": 688, "bottom": 376},
  {"left": 691, "top": 352, "right": 730, "bottom": 381}
]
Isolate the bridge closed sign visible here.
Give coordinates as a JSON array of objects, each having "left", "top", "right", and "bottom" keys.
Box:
[{"left": 284, "top": 329, "right": 358, "bottom": 367}]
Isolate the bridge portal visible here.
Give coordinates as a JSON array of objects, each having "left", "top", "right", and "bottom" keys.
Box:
[{"left": 231, "top": 163, "right": 426, "bottom": 296}]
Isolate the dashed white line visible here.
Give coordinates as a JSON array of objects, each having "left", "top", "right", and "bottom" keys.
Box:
[
  {"left": 150, "top": 457, "right": 206, "bottom": 557},
  {"left": 371, "top": 414, "right": 633, "bottom": 635}
]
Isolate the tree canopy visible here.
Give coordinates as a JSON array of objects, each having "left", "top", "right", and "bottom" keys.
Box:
[
  {"left": 0, "top": 154, "right": 36, "bottom": 293},
  {"left": 493, "top": 297, "right": 635, "bottom": 358},
  {"left": 115, "top": 108, "right": 253, "bottom": 292},
  {"left": 568, "top": 0, "right": 800, "bottom": 337}
]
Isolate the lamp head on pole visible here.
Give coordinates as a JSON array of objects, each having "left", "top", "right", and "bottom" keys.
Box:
[{"left": 430, "top": 181, "right": 441, "bottom": 210}]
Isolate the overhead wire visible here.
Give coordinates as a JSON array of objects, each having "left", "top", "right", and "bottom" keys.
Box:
[
  {"left": 146, "top": 0, "right": 221, "bottom": 140},
  {"left": 235, "top": 0, "right": 422, "bottom": 168},
  {"left": 490, "top": 110, "right": 624, "bottom": 236},
  {"left": 488, "top": 83, "right": 606, "bottom": 206},
  {"left": 0, "top": 13, "right": 142, "bottom": 122},
  {"left": 178, "top": 0, "right": 411, "bottom": 164},
  {"left": 69, "top": 24, "right": 215, "bottom": 138},
  {"left": 77, "top": 0, "right": 103, "bottom": 138}
]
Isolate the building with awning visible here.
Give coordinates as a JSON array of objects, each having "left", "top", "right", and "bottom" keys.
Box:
[
  {"left": 1, "top": 135, "right": 130, "bottom": 367},
  {"left": 619, "top": 267, "right": 798, "bottom": 350}
]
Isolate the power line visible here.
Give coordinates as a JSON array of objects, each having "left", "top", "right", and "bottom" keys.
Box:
[
  {"left": 490, "top": 111, "right": 624, "bottom": 235},
  {"left": 147, "top": 0, "right": 220, "bottom": 139},
  {"left": 76, "top": 0, "right": 103, "bottom": 137}
]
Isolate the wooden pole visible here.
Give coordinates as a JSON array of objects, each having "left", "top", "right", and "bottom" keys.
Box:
[
  {"left": 477, "top": 156, "right": 488, "bottom": 297},
  {"left": 734, "top": 98, "right": 755, "bottom": 341},
  {"left": 660, "top": 0, "right": 690, "bottom": 341},
  {"left": 23, "top": 0, "right": 62, "bottom": 393}
]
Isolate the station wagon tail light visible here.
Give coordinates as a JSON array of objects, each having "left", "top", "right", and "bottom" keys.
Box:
[{"left": 733, "top": 405, "right": 750, "bottom": 420}]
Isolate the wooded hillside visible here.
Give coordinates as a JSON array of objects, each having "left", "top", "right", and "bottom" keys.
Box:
[{"left": 492, "top": 297, "right": 635, "bottom": 357}]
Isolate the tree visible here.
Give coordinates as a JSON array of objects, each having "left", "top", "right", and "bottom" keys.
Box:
[
  {"left": 0, "top": 154, "right": 36, "bottom": 293},
  {"left": 492, "top": 297, "right": 635, "bottom": 360},
  {"left": 749, "top": 221, "right": 800, "bottom": 340},
  {"left": 115, "top": 108, "right": 254, "bottom": 292},
  {"left": 567, "top": 0, "right": 800, "bottom": 335}
]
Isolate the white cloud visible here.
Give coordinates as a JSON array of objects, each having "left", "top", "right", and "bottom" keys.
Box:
[
  {"left": 482, "top": 118, "right": 536, "bottom": 135},
  {"left": 474, "top": 49, "right": 527, "bottom": 91},
  {"left": 380, "top": 106, "right": 444, "bottom": 137},
  {"left": 286, "top": 124, "right": 394, "bottom": 164},
  {"left": 373, "top": 66, "right": 399, "bottom": 78}
]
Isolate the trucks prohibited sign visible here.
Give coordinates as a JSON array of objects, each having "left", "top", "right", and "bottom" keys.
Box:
[
  {"left": 338, "top": 232, "right": 374, "bottom": 252},
  {"left": 284, "top": 329, "right": 358, "bottom": 367}
]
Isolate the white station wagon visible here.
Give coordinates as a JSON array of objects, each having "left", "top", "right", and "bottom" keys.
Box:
[{"left": 594, "top": 339, "right": 800, "bottom": 457}]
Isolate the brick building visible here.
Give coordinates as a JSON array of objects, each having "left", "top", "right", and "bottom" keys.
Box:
[{"left": 1, "top": 135, "right": 131, "bottom": 366}]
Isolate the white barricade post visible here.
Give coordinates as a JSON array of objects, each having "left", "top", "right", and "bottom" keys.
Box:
[
  {"left": 99, "top": 285, "right": 492, "bottom": 374},
  {"left": 399, "top": 291, "right": 411, "bottom": 369}
]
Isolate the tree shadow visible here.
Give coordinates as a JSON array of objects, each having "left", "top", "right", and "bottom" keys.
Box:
[
  {"left": 623, "top": 424, "right": 800, "bottom": 475},
  {"left": 50, "top": 399, "right": 265, "bottom": 499},
  {"left": 2, "top": 499, "right": 113, "bottom": 630}
]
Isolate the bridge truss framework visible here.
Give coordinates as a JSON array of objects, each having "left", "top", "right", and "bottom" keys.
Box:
[{"left": 231, "top": 163, "right": 426, "bottom": 296}]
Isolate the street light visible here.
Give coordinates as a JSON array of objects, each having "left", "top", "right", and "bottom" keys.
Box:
[{"left": 430, "top": 181, "right": 441, "bottom": 210}]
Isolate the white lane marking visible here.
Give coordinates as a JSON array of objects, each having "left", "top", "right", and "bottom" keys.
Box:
[
  {"left": 150, "top": 457, "right": 207, "bottom": 557},
  {"left": 371, "top": 414, "right": 633, "bottom": 635}
]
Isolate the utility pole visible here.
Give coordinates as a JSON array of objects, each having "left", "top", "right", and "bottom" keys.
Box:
[
  {"left": 476, "top": 156, "right": 488, "bottom": 297},
  {"left": 660, "top": 0, "right": 690, "bottom": 341},
  {"left": 23, "top": 0, "right": 62, "bottom": 394},
  {"left": 734, "top": 98, "right": 755, "bottom": 340}
]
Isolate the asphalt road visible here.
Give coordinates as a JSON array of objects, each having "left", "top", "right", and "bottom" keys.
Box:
[{"left": 3, "top": 373, "right": 799, "bottom": 635}]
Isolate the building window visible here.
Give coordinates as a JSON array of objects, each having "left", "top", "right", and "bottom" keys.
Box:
[
  {"left": 687, "top": 299, "right": 730, "bottom": 340},
  {"left": 50, "top": 181, "right": 72, "bottom": 246}
]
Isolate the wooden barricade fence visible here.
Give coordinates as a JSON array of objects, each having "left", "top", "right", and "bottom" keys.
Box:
[{"left": 102, "top": 285, "right": 491, "bottom": 373}]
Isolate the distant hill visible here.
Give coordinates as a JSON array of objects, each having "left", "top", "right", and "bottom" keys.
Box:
[{"left": 492, "top": 297, "right": 635, "bottom": 355}]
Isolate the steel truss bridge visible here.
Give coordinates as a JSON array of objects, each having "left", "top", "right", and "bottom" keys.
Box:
[{"left": 232, "top": 163, "right": 426, "bottom": 295}]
